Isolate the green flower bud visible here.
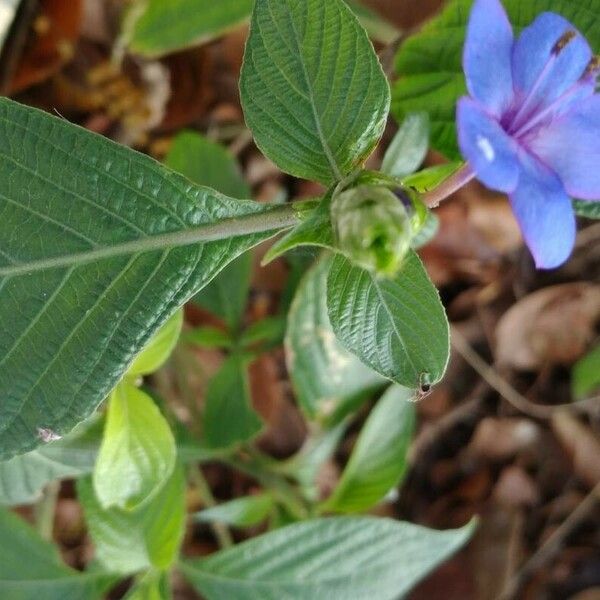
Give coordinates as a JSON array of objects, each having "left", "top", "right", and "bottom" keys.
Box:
[{"left": 331, "top": 185, "right": 413, "bottom": 277}]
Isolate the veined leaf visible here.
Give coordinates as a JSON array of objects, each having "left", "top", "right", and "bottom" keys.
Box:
[
  {"left": 93, "top": 383, "right": 176, "bottom": 510},
  {"left": 203, "top": 354, "right": 263, "bottom": 449},
  {"left": 240, "top": 0, "right": 390, "bottom": 184},
  {"left": 327, "top": 252, "right": 449, "bottom": 389},
  {"left": 392, "top": 0, "right": 600, "bottom": 159},
  {"left": 0, "top": 508, "right": 114, "bottom": 599},
  {"left": 0, "top": 416, "right": 101, "bottom": 506},
  {"left": 321, "top": 385, "right": 415, "bottom": 513},
  {"left": 130, "top": 0, "right": 254, "bottom": 57},
  {"left": 286, "top": 255, "right": 385, "bottom": 421},
  {"left": 194, "top": 494, "right": 274, "bottom": 528},
  {"left": 79, "top": 465, "right": 186, "bottom": 575},
  {"left": 180, "top": 516, "right": 476, "bottom": 600},
  {"left": 0, "top": 98, "right": 298, "bottom": 460}
]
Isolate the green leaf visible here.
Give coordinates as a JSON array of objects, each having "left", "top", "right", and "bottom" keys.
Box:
[
  {"left": 180, "top": 516, "right": 476, "bottom": 599},
  {"left": 0, "top": 416, "right": 101, "bottom": 506},
  {"left": 263, "top": 196, "right": 334, "bottom": 264},
  {"left": 0, "top": 97, "right": 296, "bottom": 460},
  {"left": 321, "top": 385, "right": 415, "bottom": 513},
  {"left": 130, "top": 0, "right": 254, "bottom": 57},
  {"left": 123, "top": 570, "right": 171, "bottom": 600},
  {"left": 411, "top": 210, "right": 440, "bottom": 249},
  {"left": 327, "top": 251, "right": 449, "bottom": 389},
  {"left": 574, "top": 200, "right": 600, "bottom": 220},
  {"left": 239, "top": 316, "right": 286, "bottom": 349},
  {"left": 572, "top": 343, "right": 600, "bottom": 399},
  {"left": 165, "top": 131, "right": 250, "bottom": 199},
  {"left": 93, "top": 383, "right": 176, "bottom": 510},
  {"left": 0, "top": 508, "right": 114, "bottom": 599},
  {"left": 240, "top": 0, "right": 390, "bottom": 184},
  {"left": 195, "top": 494, "right": 274, "bottom": 528},
  {"left": 185, "top": 326, "right": 234, "bottom": 350},
  {"left": 192, "top": 253, "right": 252, "bottom": 331},
  {"left": 286, "top": 255, "right": 386, "bottom": 421},
  {"left": 203, "top": 354, "right": 263, "bottom": 448},
  {"left": 381, "top": 112, "right": 429, "bottom": 178},
  {"left": 165, "top": 131, "right": 252, "bottom": 331},
  {"left": 392, "top": 0, "right": 600, "bottom": 159},
  {"left": 128, "top": 309, "right": 184, "bottom": 377},
  {"left": 403, "top": 162, "right": 464, "bottom": 193},
  {"left": 79, "top": 465, "right": 186, "bottom": 575}
]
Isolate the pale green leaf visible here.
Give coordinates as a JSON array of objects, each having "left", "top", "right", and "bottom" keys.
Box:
[
  {"left": 0, "top": 508, "right": 114, "bottom": 599},
  {"left": 79, "top": 465, "right": 186, "bottom": 575},
  {"left": 0, "top": 416, "right": 101, "bottom": 506},
  {"left": 392, "top": 0, "right": 600, "bottom": 159},
  {"left": 321, "top": 385, "right": 415, "bottom": 513},
  {"left": 239, "top": 316, "right": 286, "bottom": 348},
  {"left": 203, "top": 354, "right": 263, "bottom": 448},
  {"left": 403, "top": 162, "right": 464, "bottom": 193},
  {"left": 195, "top": 494, "right": 274, "bottom": 528},
  {"left": 0, "top": 97, "right": 296, "bottom": 460},
  {"left": 327, "top": 251, "right": 449, "bottom": 389},
  {"left": 286, "top": 255, "right": 385, "bottom": 420},
  {"left": 180, "top": 516, "right": 476, "bottom": 600},
  {"left": 130, "top": 0, "right": 254, "bottom": 57},
  {"left": 240, "top": 0, "right": 390, "bottom": 184},
  {"left": 128, "top": 310, "right": 183, "bottom": 377},
  {"left": 381, "top": 112, "right": 429, "bottom": 178},
  {"left": 93, "top": 383, "right": 176, "bottom": 510},
  {"left": 572, "top": 343, "right": 600, "bottom": 399}
]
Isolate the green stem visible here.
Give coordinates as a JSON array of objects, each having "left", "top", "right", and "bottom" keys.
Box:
[
  {"left": 189, "top": 466, "right": 234, "bottom": 549},
  {"left": 222, "top": 456, "right": 309, "bottom": 520},
  {"left": 0, "top": 203, "right": 303, "bottom": 277},
  {"left": 34, "top": 481, "right": 60, "bottom": 541}
]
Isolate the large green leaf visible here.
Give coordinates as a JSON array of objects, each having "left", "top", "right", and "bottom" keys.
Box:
[
  {"left": 392, "top": 0, "right": 600, "bottom": 159},
  {"left": 286, "top": 255, "right": 385, "bottom": 421},
  {"left": 79, "top": 465, "right": 186, "bottom": 575},
  {"left": 130, "top": 0, "right": 254, "bottom": 57},
  {"left": 93, "top": 383, "right": 176, "bottom": 510},
  {"left": 327, "top": 252, "right": 449, "bottom": 389},
  {"left": 203, "top": 354, "right": 263, "bottom": 448},
  {"left": 0, "top": 508, "right": 114, "bottom": 599},
  {"left": 0, "top": 97, "right": 297, "bottom": 460},
  {"left": 0, "top": 416, "right": 101, "bottom": 506},
  {"left": 321, "top": 385, "right": 415, "bottom": 513},
  {"left": 180, "top": 516, "right": 475, "bottom": 599},
  {"left": 240, "top": 0, "right": 390, "bottom": 184}
]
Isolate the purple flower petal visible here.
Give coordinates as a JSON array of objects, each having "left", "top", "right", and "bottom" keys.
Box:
[
  {"left": 463, "top": 0, "right": 514, "bottom": 117},
  {"left": 509, "top": 151, "right": 575, "bottom": 269},
  {"left": 527, "top": 95, "right": 600, "bottom": 200},
  {"left": 457, "top": 97, "right": 520, "bottom": 193},
  {"left": 511, "top": 13, "right": 592, "bottom": 126}
]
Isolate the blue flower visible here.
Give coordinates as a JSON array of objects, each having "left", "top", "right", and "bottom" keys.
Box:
[{"left": 457, "top": 0, "right": 600, "bottom": 268}]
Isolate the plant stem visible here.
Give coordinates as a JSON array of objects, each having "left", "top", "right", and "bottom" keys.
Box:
[
  {"left": 189, "top": 466, "right": 234, "bottom": 549},
  {"left": 34, "top": 480, "right": 60, "bottom": 541},
  {"left": 423, "top": 163, "right": 475, "bottom": 208},
  {"left": 0, "top": 202, "right": 303, "bottom": 278}
]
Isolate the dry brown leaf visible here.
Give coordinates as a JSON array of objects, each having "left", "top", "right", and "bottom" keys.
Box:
[
  {"left": 551, "top": 411, "right": 600, "bottom": 488},
  {"left": 468, "top": 417, "right": 540, "bottom": 462},
  {"left": 496, "top": 283, "right": 600, "bottom": 370}
]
